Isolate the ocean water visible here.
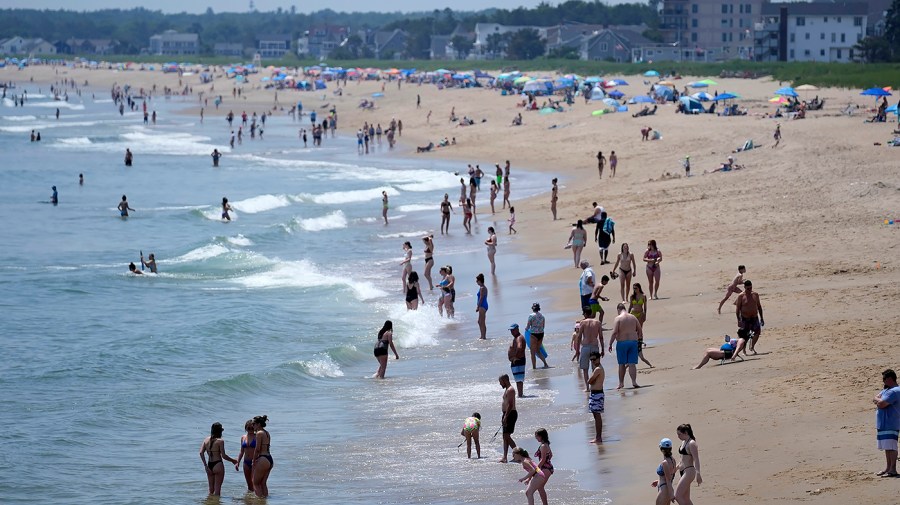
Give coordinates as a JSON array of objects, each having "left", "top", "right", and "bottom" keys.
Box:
[{"left": 0, "top": 89, "right": 611, "bottom": 504}]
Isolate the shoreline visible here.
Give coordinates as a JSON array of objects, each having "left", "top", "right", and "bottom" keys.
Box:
[{"left": 6, "top": 64, "right": 900, "bottom": 504}]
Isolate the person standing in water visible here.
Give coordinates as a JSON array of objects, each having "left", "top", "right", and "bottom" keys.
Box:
[
  {"left": 440, "top": 194, "right": 453, "bottom": 235},
  {"left": 117, "top": 195, "right": 134, "bottom": 218},
  {"left": 476, "top": 273, "right": 488, "bottom": 340},
  {"left": 79, "top": 173, "right": 83, "bottom": 186},
  {"left": 382, "top": 191, "right": 389, "bottom": 225},
  {"left": 484, "top": 227, "right": 498, "bottom": 275},
  {"left": 422, "top": 235, "right": 435, "bottom": 290},
  {"left": 221, "top": 197, "right": 233, "bottom": 221},
  {"left": 400, "top": 242, "right": 413, "bottom": 293},
  {"left": 405, "top": 271, "right": 424, "bottom": 310},
  {"left": 199, "top": 422, "right": 238, "bottom": 496},
  {"left": 251, "top": 415, "right": 273, "bottom": 497},
  {"left": 460, "top": 413, "right": 481, "bottom": 459},
  {"left": 373, "top": 320, "right": 399, "bottom": 379},
  {"left": 211, "top": 149, "right": 221, "bottom": 167},
  {"left": 235, "top": 419, "right": 257, "bottom": 492},
  {"left": 50, "top": 186, "right": 58, "bottom": 205},
  {"left": 124, "top": 148, "right": 133, "bottom": 167},
  {"left": 140, "top": 252, "right": 157, "bottom": 273},
  {"left": 550, "top": 178, "right": 558, "bottom": 220},
  {"left": 526, "top": 303, "right": 549, "bottom": 369},
  {"left": 587, "top": 351, "right": 606, "bottom": 443},
  {"left": 498, "top": 374, "right": 518, "bottom": 463}
]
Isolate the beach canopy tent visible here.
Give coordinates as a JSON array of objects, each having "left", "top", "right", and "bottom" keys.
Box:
[
  {"left": 644, "top": 70, "right": 660, "bottom": 77},
  {"left": 315, "top": 79, "right": 326, "bottom": 89},
  {"left": 631, "top": 95, "right": 655, "bottom": 104},
  {"left": 523, "top": 80, "right": 552, "bottom": 93},
  {"left": 590, "top": 86, "right": 606, "bottom": 100},
  {"left": 774, "top": 86, "right": 798, "bottom": 97},
  {"left": 605, "top": 79, "right": 628, "bottom": 87},
  {"left": 652, "top": 84, "right": 673, "bottom": 100},
  {"left": 861, "top": 87, "right": 892, "bottom": 97},
  {"left": 712, "top": 92, "right": 740, "bottom": 101},
  {"left": 584, "top": 76, "right": 603, "bottom": 84},
  {"left": 474, "top": 70, "right": 492, "bottom": 79},
  {"left": 795, "top": 84, "right": 818, "bottom": 91},
  {"left": 688, "top": 81, "right": 708, "bottom": 88},
  {"left": 602, "top": 97, "right": 620, "bottom": 108},
  {"left": 607, "top": 90, "right": 624, "bottom": 99},
  {"left": 691, "top": 92, "right": 714, "bottom": 101},
  {"left": 886, "top": 105, "right": 899, "bottom": 114},
  {"left": 679, "top": 96, "right": 704, "bottom": 113},
  {"left": 554, "top": 77, "right": 575, "bottom": 89}
]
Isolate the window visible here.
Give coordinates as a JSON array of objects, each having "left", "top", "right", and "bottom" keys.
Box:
[
  {"left": 722, "top": 18, "right": 729, "bottom": 25},
  {"left": 600, "top": 43, "right": 608, "bottom": 51},
  {"left": 831, "top": 33, "right": 836, "bottom": 42},
  {"left": 837, "top": 49, "right": 842, "bottom": 59},
  {"left": 722, "top": 4, "right": 728, "bottom": 13},
  {"left": 805, "top": 33, "right": 810, "bottom": 40},
  {"left": 821, "top": 33, "right": 825, "bottom": 40},
  {"left": 722, "top": 33, "right": 728, "bottom": 42},
  {"left": 739, "top": 4, "right": 743, "bottom": 14},
  {"left": 837, "top": 17, "right": 841, "bottom": 23},
  {"left": 796, "top": 17, "right": 805, "bottom": 26},
  {"left": 692, "top": 19, "right": 698, "bottom": 28},
  {"left": 804, "top": 49, "right": 810, "bottom": 56},
  {"left": 824, "top": 17, "right": 828, "bottom": 23},
  {"left": 691, "top": 33, "right": 698, "bottom": 42},
  {"left": 854, "top": 17, "right": 863, "bottom": 27},
  {"left": 745, "top": 4, "right": 751, "bottom": 14},
  {"left": 820, "top": 49, "right": 825, "bottom": 56},
  {"left": 841, "top": 33, "right": 845, "bottom": 43},
  {"left": 790, "top": 33, "right": 796, "bottom": 43},
  {"left": 857, "top": 33, "right": 862, "bottom": 42},
  {"left": 849, "top": 49, "right": 854, "bottom": 60},
  {"left": 646, "top": 50, "right": 654, "bottom": 56},
  {"left": 790, "top": 49, "right": 795, "bottom": 59},
  {"left": 692, "top": 4, "right": 698, "bottom": 13}
]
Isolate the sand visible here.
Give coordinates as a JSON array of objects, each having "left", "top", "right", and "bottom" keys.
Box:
[{"left": 7, "top": 63, "right": 900, "bottom": 504}]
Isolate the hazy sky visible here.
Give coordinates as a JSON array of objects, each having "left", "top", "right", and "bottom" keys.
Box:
[{"left": 0, "top": 0, "right": 588, "bottom": 13}]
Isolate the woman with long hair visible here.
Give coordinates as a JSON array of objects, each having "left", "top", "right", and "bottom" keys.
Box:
[
  {"left": 406, "top": 271, "right": 424, "bottom": 310},
  {"left": 475, "top": 273, "right": 488, "bottom": 339},
  {"left": 532, "top": 429, "right": 553, "bottom": 504},
  {"left": 567, "top": 220, "right": 587, "bottom": 268},
  {"left": 612, "top": 242, "right": 636, "bottom": 301},
  {"left": 489, "top": 180, "right": 498, "bottom": 214},
  {"left": 400, "top": 241, "right": 413, "bottom": 292},
  {"left": 675, "top": 424, "right": 702, "bottom": 505},
  {"left": 235, "top": 419, "right": 256, "bottom": 492},
  {"left": 644, "top": 239, "right": 662, "bottom": 300},
  {"left": 629, "top": 283, "right": 653, "bottom": 367},
  {"left": 251, "top": 415, "right": 273, "bottom": 497},
  {"left": 651, "top": 438, "right": 676, "bottom": 505},
  {"left": 422, "top": 235, "right": 435, "bottom": 290},
  {"left": 374, "top": 320, "right": 399, "bottom": 378},
  {"left": 199, "top": 422, "right": 237, "bottom": 496}
]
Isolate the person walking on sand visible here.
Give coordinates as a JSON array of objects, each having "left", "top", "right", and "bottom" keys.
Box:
[
  {"left": 508, "top": 206, "right": 517, "bottom": 234},
  {"left": 772, "top": 123, "right": 782, "bottom": 148},
  {"left": 526, "top": 303, "right": 548, "bottom": 369},
  {"left": 717, "top": 265, "right": 746, "bottom": 314},
  {"left": 734, "top": 280, "right": 764, "bottom": 354},
  {"left": 609, "top": 151, "right": 617, "bottom": 177},
  {"left": 644, "top": 239, "right": 662, "bottom": 299},
  {"left": 609, "top": 303, "right": 642, "bottom": 389},
  {"left": 485, "top": 227, "right": 498, "bottom": 275},
  {"left": 373, "top": 320, "right": 399, "bottom": 379},
  {"left": 440, "top": 193, "right": 453, "bottom": 235},
  {"left": 498, "top": 374, "right": 518, "bottom": 463},
  {"left": 199, "top": 422, "right": 238, "bottom": 496},
  {"left": 587, "top": 351, "right": 606, "bottom": 443},
  {"left": 460, "top": 413, "right": 481, "bottom": 459},
  {"left": 874, "top": 369, "right": 900, "bottom": 477},
  {"left": 596, "top": 151, "right": 605, "bottom": 179},
  {"left": 475, "top": 273, "right": 489, "bottom": 339},
  {"left": 675, "top": 424, "right": 702, "bottom": 505},
  {"left": 422, "top": 235, "right": 435, "bottom": 290},
  {"left": 629, "top": 283, "right": 653, "bottom": 367},
  {"left": 400, "top": 242, "right": 413, "bottom": 293},
  {"left": 117, "top": 195, "right": 135, "bottom": 218},
  {"left": 503, "top": 176, "right": 511, "bottom": 210},
  {"left": 590, "top": 274, "right": 611, "bottom": 322},
  {"left": 508, "top": 324, "right": 527, "bottom": 397},
  {"left": 595, "top": 211, "right": 615, "bottom": 265},
  {"left": 652, "top": 438, "right": 676, "bottom": 505},
  {"left": 382, "top": 191, "right": 389, "bottom": 225},
  {"left": 550, "top": 178, "right": 558, "bottom": 220},
  {"left": 612, "top": 243, "right": 636, "bottom": 302},
  {"left": 568, "top": 220, "right": 588, "bottom": 268},
  {"left": 575, "top": 306, "right": 604, "bottom": 390}
]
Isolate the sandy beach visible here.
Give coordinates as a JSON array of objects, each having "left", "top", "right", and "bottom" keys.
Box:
[{"left": 7, "top": 63, "right": 900, "bottom": 504}]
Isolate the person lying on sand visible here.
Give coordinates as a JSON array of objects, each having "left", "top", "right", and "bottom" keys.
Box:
[{"left": 692, "top": 334, "right": 742, "bottom": 369}]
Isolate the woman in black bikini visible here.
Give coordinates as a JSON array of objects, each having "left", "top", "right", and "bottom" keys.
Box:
[
  {"left": 374, "top": 320, "right": 399, "bottom": 378},
  {"left": 675, "top": 424, "right": 702, "bottom": 505},
  {"left": 440, "top": 194, "right": 453, "bottom": 235},
  {"left": 612, "top": 243, "right": 636, "bottom": 302},
  {"left": 422, "top": 235, "right": 434, "bottom": 290},
  {"left": 252, "top": 415, "right": 273, "bottom": 497},
  {"left": 199, "top": 422, "right": 238, "bottom": 496}
]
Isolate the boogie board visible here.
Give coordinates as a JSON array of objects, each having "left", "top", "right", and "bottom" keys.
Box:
[{"left": 524, "top": 329, "right": 549, "bottom": 359}]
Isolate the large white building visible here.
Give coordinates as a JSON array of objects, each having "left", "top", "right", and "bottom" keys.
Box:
[{"left": 756, "top": 2, "right": 868, "bottom": 62}]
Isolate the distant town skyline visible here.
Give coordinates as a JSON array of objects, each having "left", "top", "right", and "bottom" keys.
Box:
[{"left": 0, "top": 0, "right": 624, "bottom": 14}]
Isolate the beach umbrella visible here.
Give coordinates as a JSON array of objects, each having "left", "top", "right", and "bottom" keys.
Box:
[
  {"left": 607, "top": 90, "right": 624, "bottom": 99},
  {"left": 691, "top": 92, "right": 714, "bottom": 101},
  {"left": 689, "top": 81, "right": 708, "bottom": 88},
  {"left": 769, "top": 96, "right": 789, "bottom": 104},
  {"left": 585, "top": 76, "right": 602, "bottom": 83},
  {"left": 602, "top": 97, "right": 620, "bottom": 107},
  {"left": 796, "top": 84, "right": 818, "bottom": 91},
  {"left": 775, "top": 86, "right": 798, "bottom": 97},
  {"left": 644, "top": 70, "right": 660, "bottom": 77},
  {"left": 591, "top": 110, "right": 606, "bottom": 116},
  {"left": 657, "top": 81, "right": 675, "bottom": 87},
  {"left": 699, "top": 79, "right": 718, "bottom": 86},
  {"left": 372, "top": 92, "right": 384, "bottom": 98},
  {"left": 514, "top": 76, "right": 532, "bottom": 85},
  {"left": 712, "top": 92, "right": 739, "bottom": 101},
  {"left": 861, "top": 87, "right": 892, "bottom": 97},
  {"left": 631, "top": 95, "right": 655, "bottom": 104}
]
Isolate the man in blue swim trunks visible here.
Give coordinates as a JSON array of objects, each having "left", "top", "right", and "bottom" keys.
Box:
[
  {"left": 608, "top": 303, "right": 642, "bottom": 389},
  {"left": 507, "top": 324, "right": 527, "bottom": 398}
]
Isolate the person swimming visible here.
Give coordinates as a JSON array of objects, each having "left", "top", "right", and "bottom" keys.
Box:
[{"left": 128, "top": 262, "right": 143, "bottom": 275}]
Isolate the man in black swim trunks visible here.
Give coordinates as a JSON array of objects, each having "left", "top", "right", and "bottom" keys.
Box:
[
  {"left": 734, "top": 280, "right": 764, "bottom": 354},
  {"left": 498, "top": 374, "right": 518, "bottom": 463}
]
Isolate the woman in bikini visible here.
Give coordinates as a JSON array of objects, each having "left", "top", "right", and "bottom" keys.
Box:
[
  {"left": 440, "top": 194, "right": 453, "bottom": 235},
  {"left": 475, "top": 273, "right": 488, "bottom": 339},
  {"left": 235, "top": 419, "right": 256, "bottom": 492},
  {"left": 485, "top": 227, "right": 498, "bottom": 275},
  {"left": 644, "top": 239, "right": 663, "bottom": 300},
  {"left": 251, "top": 415, "right": 273, "bottom": 497},
  {"left": 612, "top": 243, "right": 636, "bottom": 301},
  {"left": 629, "top": 283, "right": 653, "bottom": 367},
  {"left": 406, "top": 271, "right": 424, "bottom": 310},
  {"left": 422, "top": 235, "right": 435, "bottom": 290},
  {"left": 437, "top": 266, "right": 456, "bottom": 318},
  {"left": 221, "top": 197, "right": 232, "bottom": 221},
  {"left": 511, "top": 447, "right": 547, "bottom": 505},
  {"left": 568, "top": 220, "right": 587, "bottom": 268},
  {"left": 374, "top": 320, "right": 399, "bottom": 378},
  {"left": 651, "top": 438, "right": 676, "bottom": 505},
  {"left": 533, "top": 429, "right": 554, "bottom": 504},
  {"left": 400, "top": 241, "right": 412, "bottom": 293},
  {"left": 489, "top": 180, "right": 498, "bottom": 214},
  {"left": 199, "top": 422, "right": 237, "bottom": 496},
  {"left": 469, "top": 178, "right": 477, "bottom": 217},
  {"left": 550, "top": 178, "right": 558, "bottom": 220},
  {"left": 381, "top": 191, "right": 389, "bottom": 225},
  {"left": 463, "top": 198, "right": 474, "bottom": 234},
  {"left": 675, "top": 424, "right": 701, "bottom": 505}
]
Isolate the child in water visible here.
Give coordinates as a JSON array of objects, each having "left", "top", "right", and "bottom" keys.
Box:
[
  {"left": 459, "top": 413, "right": 481, "bottom": 459},
  {"left": 512, "top": 447, "right": 547, "bottom": 505}
]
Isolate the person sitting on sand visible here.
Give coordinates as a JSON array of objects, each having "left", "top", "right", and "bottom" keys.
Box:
[
  {"left": 710, "top": 156, "right": 744, "bottom": 173},
  {"left": 692, "top": 334, "right": 739, "bottom": 369},
  {"left": 512, "top": 113, "right": 523, "bottom": 126},
  {"left": 417, "top": 142, "right": 435, "bottom": 153}
]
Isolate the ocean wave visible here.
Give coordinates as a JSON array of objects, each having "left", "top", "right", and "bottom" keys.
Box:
[
  {"left": 295, "top": 186, "right": 398, "bottom": 205},
  {"left": 383, "top": 303, "right": 446, "bottom": 348},
  {"left": 394, "top": 204, "right": 435, "bottom": 213},
  {"left": 166, "top": 244, "right": 230, "bottom": 264},
  {"left": 51, "top": 130, "right": 225, "bottom": 156},
  {"left": 286, "top": 355, "right": 345, "bottom": 378},
  {"left": 230, "top": 194, "right": 291, "bottom": 214},
  {"left": 1, "top": 120, "right": 105, "bottom": 133},
  {"left": 229, "top": 153, "right": 354, "bottom": 170},
  {"left": 29, "top": 101, "right": 85, "bottom": 110},
  {"left": 377, "top": 230, "right": 432, "bottom": 239},
  {"left": 232, "top": 258, "right": 386, "bottom": 300},
  {"left": 225, "top": 234, "right": 253, "bottom": 247},
  {"left": 1, "top": 98, "right": 14, "bottom": 107},
  {"left": 294, "top": 210, "right": 348, "bottom": 232},
  {"left": 1, "top": 115, "right": 38, "bottom": 121}
]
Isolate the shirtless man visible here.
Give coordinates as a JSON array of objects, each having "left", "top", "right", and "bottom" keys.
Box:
[
  {"left": 498, "top": 374, "right": 518, "bottom": 463},
  {"left": 508, "top": 324, "right": 527, "bottom": 398},
  {"left": 717, "top": 265, "right": 746, "bottom": 314},
  {"left": 117, "top": 195, "right": 135, "bottom": 218},
  {"left": 574, "top": 306, "right": 605, "bottom": 391},
  {"left": 587, "top": 351, "right": 606, "bottom": 444},
  {"left": 608, "top": 303, "right": 642, "bottom": 389},
  {"left": 734, "top": 280, "right": 764, "bottom": 354}
]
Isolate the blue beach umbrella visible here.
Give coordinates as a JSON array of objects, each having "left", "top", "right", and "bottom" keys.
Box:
[
  {"left": 602, "top": 97, "right": 620, "bottom": 107},
  {"left": 607, "top": 79, "right": 629, "bottom": 86},
  {"left": 632, "top": 95, "right": 655, "bottom": 104},
  {"left": 691, "top": 92, "right": 714, "bottom": 101},
  {"left": 861, "top": 87, "right": 892, "bottom": 97},
  {"left": 644, "top": 70, "right": 660, "bottom": 77},
  {"left": 712, "top": 92, "right": 739, "bottom": 101},
  {"left": 689, "top": 81, "right": 708, "bottom": 88},
  {"left": 607, "top": 90, "right": 624, "bottom": 99},
  {"left": 775, "top": 86, "right": 798, "bottom": 97}
]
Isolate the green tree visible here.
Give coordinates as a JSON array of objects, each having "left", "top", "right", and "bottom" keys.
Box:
[
  {"left": 885, "top": 0, "right": 900, "bottom": 60},
  {"left": 853, "top": 36, "right": 892, "bottom": 62},
  {"left": 450, "top": 35, "right": 473, "bottom": 58},
  {"left": 506, "top": 29, "right": 545, "bottom": 60},
  {"left": 486, "top": 32, "right": 510, "bottom": 58},
  {"left": 547, "top": 45, "right": 580, "bottom": 59}
]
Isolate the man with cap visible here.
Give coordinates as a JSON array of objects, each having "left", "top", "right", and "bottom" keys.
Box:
[
  {"left": 579, "top": 261, "right": 595, "bottom": 310},
  {"left": 507, "top": 324, "right": 527, "bottom": 398},
  {"left": 525, "top": 302, "right": 548, "bottom": 370}
]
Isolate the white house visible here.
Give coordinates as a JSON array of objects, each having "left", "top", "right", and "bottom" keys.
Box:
[
  {"left": 473, "top": 23, "right": 546, "bottom": 58},
  {"left": 757, "top": 2, "right": 867, "bottom": 62},
  {"left": 149, "top": 30, "right": 200, "bottom": 56},
  {"left": 0, "top": 36, "right": 56, "bottom": 55}
]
